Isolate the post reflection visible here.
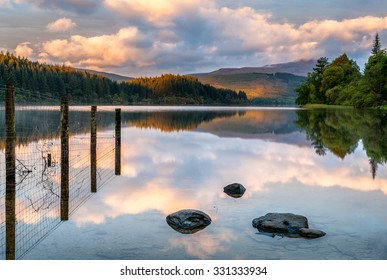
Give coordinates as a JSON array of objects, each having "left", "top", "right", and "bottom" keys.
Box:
[
  {"left": 1, "top": 106, "right": 117, "bottom": 260},
  {"left": 5, "top": 84, "right": 16, "bottom": 260}
]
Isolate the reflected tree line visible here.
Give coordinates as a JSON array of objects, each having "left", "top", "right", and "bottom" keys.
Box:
[
  {"left": 122, "top": 110, "right": 241, "bottom": 132},
  {"left": 0, "top": 109, "right": 242, "bottom": 148},
  {"left": 295, "top": 109, "right": 387, "bottom": 178},
  {"left": 3, "top": 108, "right": 386, "bottom": 178}
]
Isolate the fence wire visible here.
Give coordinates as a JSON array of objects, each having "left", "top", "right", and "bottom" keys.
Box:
[{"left": 0, "top": 85, "right": 119, "bottom": 259}]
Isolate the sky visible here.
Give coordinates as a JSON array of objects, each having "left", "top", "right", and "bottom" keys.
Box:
[{"left": 0, "top": 0, "right": 386, "bottom": 77}]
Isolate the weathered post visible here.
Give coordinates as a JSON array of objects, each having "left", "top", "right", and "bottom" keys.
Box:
[
  {"left": 115, "top": 108, "right": 121, "bottom": 175},
  {"left": 47, "top": 153, "right": 52, "bottom": 167},
  {"left": 60, "top": 97, "right": 69, "bottom": 221},
  {"left": 5, "top": 84, "right": 16, "bottom": 260},
  {"left": 91, "top": 106, "right": 97, "bottom": 193}
]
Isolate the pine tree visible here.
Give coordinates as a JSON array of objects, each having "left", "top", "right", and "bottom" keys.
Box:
[{"left": 371, "top": 33, "right": 381, "bottom": 55}]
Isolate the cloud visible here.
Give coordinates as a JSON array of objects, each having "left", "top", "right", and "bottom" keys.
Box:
[
  {"left": 0, "top": 0, "right": 12, "bottom": 7},
  {"left": 103, "top": 0, "right": 214, "bottom": 27},
  {"left": 15, "top": 0, "right": 100, "bottom": 14},
  {"left": 41, "top": 27, "right": 154, "bottom": 69},
  {"left": 200, "top": 8, "right": 387, "bottom": 62},
  {"left": 299, "top": 16, "right": 387, "bottom": 42},
  {"left": 15, "top": 42, "right": 34, "bottom": 58},
  {"left": 46, "top": 18, "right": 77, "bottom": 33},
  {"left": 32, "top": 1, "right": 387, "bottom": 75}
]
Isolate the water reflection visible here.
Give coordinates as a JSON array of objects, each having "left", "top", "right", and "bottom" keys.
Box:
[
  {"left": 0, "top": 107, "right": 242, "bottom": 149},
  {"left": 2, "top": 107, "right": 387, "bottom": 260},
  {"left": 295, "top": 109, "right": 387, "bottom": 178},
  {"left": 25, "top": 109, "right": 387, "bottom": 259},
  {"left": 0, "top": 106, "right": 117, "bottom": 260}
]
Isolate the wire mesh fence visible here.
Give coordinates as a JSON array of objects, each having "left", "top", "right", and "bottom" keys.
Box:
[{"left": 0, "top": 85, "right": 120, "bottom": 259}]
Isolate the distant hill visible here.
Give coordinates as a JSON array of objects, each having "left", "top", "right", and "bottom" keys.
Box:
[
  {"left": 77, "top": 69, "right": 134, "bottom": 82},
  {"left": 262, "top": 60, "right": 315, "bottom": 77},
  {"left": 192, "top": 60, "right": 312, "bottom": 104},
  {"left": 200, "top": 60, "right": 315, "bottom": 77}
]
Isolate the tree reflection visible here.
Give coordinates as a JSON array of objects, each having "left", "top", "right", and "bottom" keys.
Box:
[
  {"left": 295, "top": 109, "right": 387, "bottom": 178},
  {"left": 122, "top": 111, "right": 241, "bottom": 132},
  {"left": 0, "top": 109, "right": 242, "bottom": 148}
]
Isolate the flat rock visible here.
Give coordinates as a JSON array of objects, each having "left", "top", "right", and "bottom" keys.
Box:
[
  {"left": 252, "top": 213, "right": 309, "bottom": 234},
  {"left": 299, "top": 228, "right": 326, "bottom": 239},
  {"left": 224, "top": 183, "right": 246, "bottom": 198},
  {"left": 166, "top": 209, "right": 211, "bottom": 234}
]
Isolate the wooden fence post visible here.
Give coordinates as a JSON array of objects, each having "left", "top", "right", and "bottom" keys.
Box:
[
  {"left": 60, "top": 97, "right": 69, "bottom": 221},
  {"left": 5, "top": 83, "right": 16, "bottom": 260},
  {"left": 115, "top": 108, "right": 121, "bottom": 175},
  {"left": 91, "top": 106, "right": 97, "bottom": 193},
  {"left": 47, "top": 153, "right": 52, "bottom": 167}
]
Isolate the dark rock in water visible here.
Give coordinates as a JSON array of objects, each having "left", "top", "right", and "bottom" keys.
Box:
[
  {"left": 299, "top": 228, "right": 326, "bottom": 239},
  {"left": 252, "top": 213, "right": 326, "bottom": 239},
  {"left": 166, "top": 209, "right": 211, "bottom": 234},
  {"left": 252, "top": 213, "right": 309, "bottom": 234},
  {"left": 224, "top": 183, "right": 246, "bottom": 198}
]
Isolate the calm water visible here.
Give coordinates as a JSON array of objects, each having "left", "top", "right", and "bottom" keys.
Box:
[{"left": 1, "top": 106, "right": 387, "bottom": 260}]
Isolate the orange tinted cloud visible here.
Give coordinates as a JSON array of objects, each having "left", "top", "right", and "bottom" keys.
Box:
[
  {"left": 42, "top": 27, "right": 153, "bottom": 69},
  {"left": 104, "top": 0, "right": 213, "bottom": 27},
  {"left": 15, "top": 42, "right": 34, "bottom": 58},
  {"left": 46, "top": 18, "right": 77, "bottom": 33},
  {"left": 38, "top": 3, "right": 387, "bottom": 73}
]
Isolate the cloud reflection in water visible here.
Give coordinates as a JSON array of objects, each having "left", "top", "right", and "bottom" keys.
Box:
[{"left": 21, "top": 109, "right": 387, "bottom": 259}]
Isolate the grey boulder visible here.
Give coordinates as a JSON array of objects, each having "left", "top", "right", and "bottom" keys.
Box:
[
  {"left": 252, "top": 213, "right": 326, "bottom": 239},
  {"left": 166, "top": 209, "right": 211, "bottom": 234},
  {"left": 252, "top": 213, "right": 308, "bottom": 234},
  {"left": 224, "top": 183, "right": 246, "bottom": 198}
]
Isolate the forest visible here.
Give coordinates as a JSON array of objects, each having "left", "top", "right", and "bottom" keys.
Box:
[
  {"left": 0, "top": 52, "right": 248, "bottom": 105},
  {"left": 295, "top": 34, "right": 387, "bottom": 108}
]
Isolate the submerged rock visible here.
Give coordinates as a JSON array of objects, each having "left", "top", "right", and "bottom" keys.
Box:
[
  {"left": 252, "top": 213, "right": 326, "bottom": 239},
  {"left": 299, "top": 228, "right": 326, "bottom": 239},
  {"left": 252, "top": 213, "right": 308, "bottom": 234},
  {"left": 166, "top": 209, "right": 211, "bottom": 234},
  {"left": 224, "top": 183, "right": 246, "bottom": 198}
]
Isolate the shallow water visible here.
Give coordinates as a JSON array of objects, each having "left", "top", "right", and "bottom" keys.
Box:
[{"left": 1, "top": 107, "right": 387, "bottom": 260}]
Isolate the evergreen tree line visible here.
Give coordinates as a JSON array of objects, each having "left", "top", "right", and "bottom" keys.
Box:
[
  {"left": 296, "top": 34, "right": 387, "bottom": 108},
  {"left": 123, "top": 74, "right": 248, "bottom": 105},
  {"left": 0, "top": 52, "right": 248, "bottom": 105}
]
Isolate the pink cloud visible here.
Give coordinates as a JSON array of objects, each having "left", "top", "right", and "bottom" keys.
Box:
[
  {"left": 46, "top": 18, "right": 77, "bottom": 33},
  {"left": 14, "top": 42, "right": 34, "bottom": 58}
]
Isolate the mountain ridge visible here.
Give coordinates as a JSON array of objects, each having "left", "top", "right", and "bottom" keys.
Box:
[
  {"left": 76, "top": 68, "right": 134, "bottom": 82},
  {"left": 189, "top": 60, "right": 312, "bottom": 104},
  {"left": 194, "top": 59, "right": 315, "bottom": 77},
  {"left": 79, "top": 59, "right": 314, "bottom": 104}
]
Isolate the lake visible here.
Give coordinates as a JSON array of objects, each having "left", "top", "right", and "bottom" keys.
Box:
[{"left": 1, "top": 106, "right": 387, "bottom": 260}]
